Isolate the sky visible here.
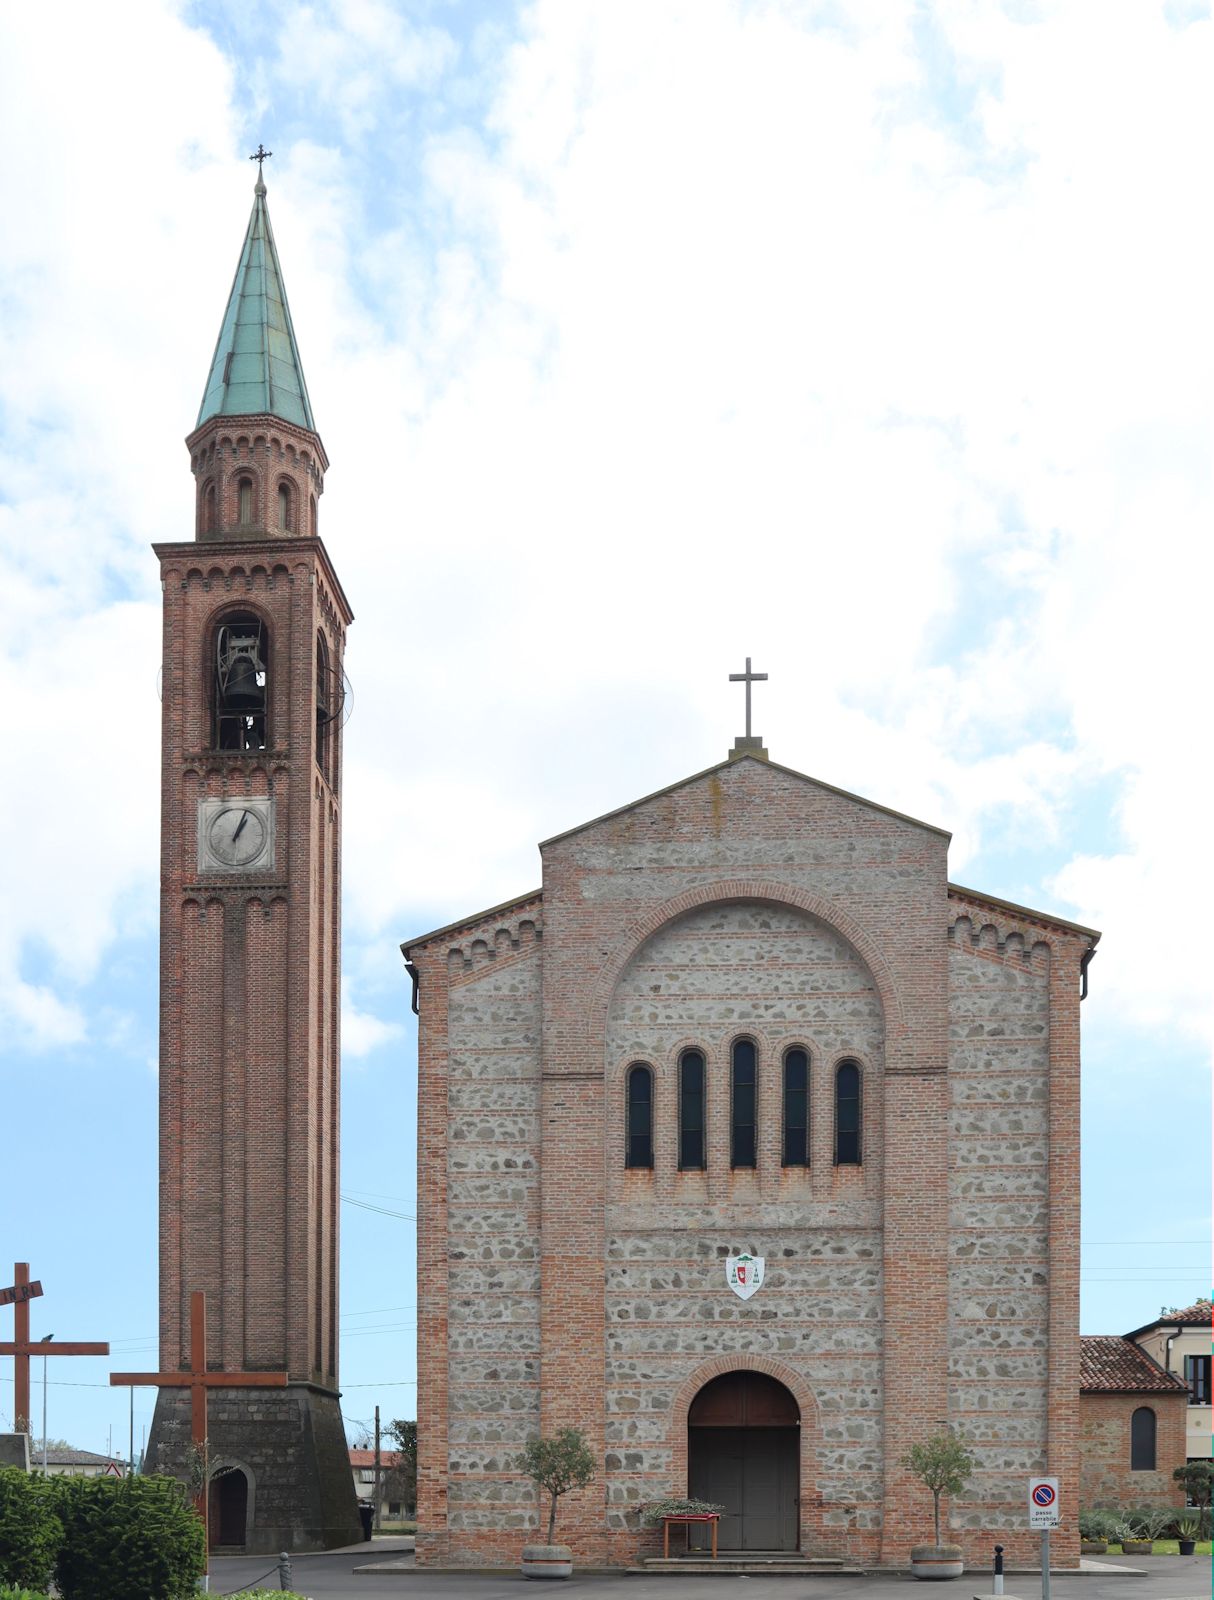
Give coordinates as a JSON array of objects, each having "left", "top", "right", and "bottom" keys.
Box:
[{"left": 0, "top": 0, "right": 1210, "bottom": 1461}]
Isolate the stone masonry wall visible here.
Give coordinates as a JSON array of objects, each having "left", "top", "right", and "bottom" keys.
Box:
[
  {"left": 603, "top": 900, "right": 885, "bottom": 1555},
  {"left": 442, "top": 925, "right": 543, "bottom": 1556},
  {"left": 947, "top": 922, "right": 1052, "bottom": 1551}
]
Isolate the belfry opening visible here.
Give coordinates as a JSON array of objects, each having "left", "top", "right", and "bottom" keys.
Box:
[{"left": 687, "top": 1371, "right": 800, "bottom": 1552}]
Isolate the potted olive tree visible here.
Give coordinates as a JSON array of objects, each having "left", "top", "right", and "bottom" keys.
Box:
[
  {"left": 517, "top": 1426, "right": 596, "bottom": 1579},
  {"left": 903, "top": 1431, "right": 974, "bottom": 1579}
]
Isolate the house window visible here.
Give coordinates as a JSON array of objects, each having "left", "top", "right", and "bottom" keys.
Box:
[
  {"left": 237, "top": 476, "right": 253, "bottom": 525},
  {"left": 1130, "top": 1406, "right": 1156, "bottom": 1471},
  {"left": 388, "top": 1501, "right": 401, "bottom": 1518},
  {"left": 679, "top": 1050, "right": 705, "bottom": 1170},
  {"left": 358, "top": 1468, "right": 375, "bottom": 1483},
  {"left": 625, "top": 1064, "right": 653, "bottom": 1169},
  {"left": 834, "top": 1059, "right": 862, "bottom": 1165},
  {"left": 731, "top": 1038, "right": 756, "bottom": 1168},
  {"left": 1186, "top": 1355, "right": 1211, "bottom": 1405},
  {"left": 783, "top": 1048, "right": 809, "bottom": 1166}
]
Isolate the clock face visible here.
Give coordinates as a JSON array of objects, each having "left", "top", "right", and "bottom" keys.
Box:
[{"left": 198, "top": 798, "right": 274, "bottom": 873}]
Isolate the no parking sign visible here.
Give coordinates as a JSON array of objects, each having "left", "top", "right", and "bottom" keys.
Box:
[{"left": 1028, "top": 1477, "right": 1060, "bottom": 1529}]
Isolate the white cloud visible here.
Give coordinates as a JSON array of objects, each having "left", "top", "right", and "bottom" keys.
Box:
[
  {"left": 341, "top": 977, "right": 404, "bottom": 1060},
  {"left": 0, "top": 0, "right": 1209, "bottom": 1058}
]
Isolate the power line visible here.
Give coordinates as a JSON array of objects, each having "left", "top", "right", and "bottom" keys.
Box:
[
  {"left": 343, "top": 1187, "right": 415, "bottom": 1204},
  {"left": 341, "top": 1194, "right": 415, "bottom": 1221}
]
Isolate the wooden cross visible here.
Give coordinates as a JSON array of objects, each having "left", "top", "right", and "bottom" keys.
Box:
[
  {"left": 728, "top": 655, "right": 768, "bottom": 738},
  {"left": 111, "top": 1291, "right": 287, "bottom": 1519},
  {"left": 0, "top": 1262, "right": 109, "bottom": 1434}
]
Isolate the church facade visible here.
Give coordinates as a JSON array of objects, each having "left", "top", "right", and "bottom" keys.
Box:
[{"left": 406, "top": 741, "right": 1098, "bottom": 1568}]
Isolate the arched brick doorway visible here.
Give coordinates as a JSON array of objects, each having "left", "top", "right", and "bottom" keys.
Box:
[
  {"left": 209, "top": 1467, "right": 249, "bottom": 1550},
  {"left": 688, "top": 1371, "right": 800, "bottom": 1551}
]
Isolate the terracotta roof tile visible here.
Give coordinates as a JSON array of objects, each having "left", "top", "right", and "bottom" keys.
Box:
[
  {"left": 1124, "top": 1300, "right": 1213, "bottom": 1340},
  {"left": 348, "top": 1448, "right": 401, "bottom": 1468},
  {"left": 1081, "top": 1336, "right": 1188, "bottom": 1393}
]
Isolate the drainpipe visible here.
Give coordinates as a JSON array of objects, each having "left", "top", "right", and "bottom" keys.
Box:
[
  {"left": 404, "top": 959, "right": 420, "bottom": 1016},
  {"left": 1079, "top": 945, "right": 1096, "bottom": 1001}
]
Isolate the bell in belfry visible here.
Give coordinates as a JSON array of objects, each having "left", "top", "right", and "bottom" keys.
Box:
[{"left": 217, "top": 625, "right": 265, "bottom": 708}]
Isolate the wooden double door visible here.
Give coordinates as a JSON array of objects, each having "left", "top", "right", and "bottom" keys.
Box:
[{"left": 687, "top": 1372, "right": 800, "bottom": 1552}]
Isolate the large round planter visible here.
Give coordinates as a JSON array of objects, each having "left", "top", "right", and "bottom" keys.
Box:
[
  {"left": 911, "top": 1544, "right": 965, "bottom": 1580},
  {"left": 521, "top": 1543, "right": 573, "bottom": 1579},
  {"left": 1178, "top": 1540, "right": 1196, "bottom": 1556},
  {"left": 1121, "top": 1540, "right": 1152, "bottom": 1556}
]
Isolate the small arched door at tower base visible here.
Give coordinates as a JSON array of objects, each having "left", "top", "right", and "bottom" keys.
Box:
[
  {"left": 687, "top": 1371, "right": 799, "bottom": 1551},
  {"left": 208, "top": 1466, "right": 249, "bottom": 1551}
]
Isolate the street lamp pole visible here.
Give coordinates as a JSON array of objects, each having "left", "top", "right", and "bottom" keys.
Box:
[{"left": 40, "top": 1335, "right": 54, "bottom": 1476}]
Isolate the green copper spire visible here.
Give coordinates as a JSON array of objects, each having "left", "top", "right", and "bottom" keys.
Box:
[{"left": 197, "top": 170, "right": 317, "bottom": 431}]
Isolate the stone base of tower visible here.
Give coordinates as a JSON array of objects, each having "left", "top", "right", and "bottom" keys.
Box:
[{"left": 145, "top": 1383, "right": 361, "bottom": 1553}]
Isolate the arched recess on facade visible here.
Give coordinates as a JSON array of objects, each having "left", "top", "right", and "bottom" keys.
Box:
[
  {"left": 666, "top": 1353, "right": 825, "bottom": 1551},
  {"left": 593, "top": 878, "right": 904, "bottom": 1061},
  {"left": 207, "top": 1457, "right": 255, "bottom": 1550}
]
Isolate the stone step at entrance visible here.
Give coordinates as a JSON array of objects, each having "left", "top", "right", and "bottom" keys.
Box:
[{"left": 636, "top": 1552, "right": 865, "bottom": 1577}]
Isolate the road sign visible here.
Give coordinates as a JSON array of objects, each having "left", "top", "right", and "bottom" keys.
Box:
[{"left": 1029, "top": 1477, "right": 1060, "bottom": 1529}]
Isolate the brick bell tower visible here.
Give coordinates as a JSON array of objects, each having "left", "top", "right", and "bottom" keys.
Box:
[{"left": 144, "top": 162, "right": 360, "bottom": 1552}]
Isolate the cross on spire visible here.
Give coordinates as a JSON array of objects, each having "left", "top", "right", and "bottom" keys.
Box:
[{"left": 249, "top": 144, "right": 272, "bottom": 173}]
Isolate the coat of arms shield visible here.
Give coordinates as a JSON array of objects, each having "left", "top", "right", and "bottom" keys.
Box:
[{"left": 725, "top": 1253, "right": 765, "bottom": 1301}]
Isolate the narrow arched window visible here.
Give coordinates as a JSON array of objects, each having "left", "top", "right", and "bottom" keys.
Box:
[
  {"left": 731, "top": 1038, "right": 756, "bottom": 1168},
  {"left": 315, "top": 631, "right": 330, "bottom": 774},
  {"left": 278, "top": 482, "right": 291, "bottom": 531},
  {"left": 1130, "top": 1407, "right": 1156, "bottom": 1470},
  {"left": 679, "top": 1050, "right": 705, "bottom": 1170},
  {"left": 625, "top": 1065, "right": 653, "bottom": 1169},
  {"left": 203, "top": 482, "right": 217, "bottom": 535},
  {"left": 310, "top": 493, "right": 318, "bottom": 535},
  {"left": 834, "top": 1060, "right": 862, "bottom": 1165},
  {"left": 237, "top": 476, "right": 253, "bottom": 525},
  {"left": 213, "top": 613, "right": 267, "bottom": 751},
  {"left": 783, "top": 1048, "right": 809, "bottom": 1166}
]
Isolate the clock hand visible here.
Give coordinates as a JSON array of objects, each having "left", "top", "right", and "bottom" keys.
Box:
[{"left": 232, "top": 811, "right": 249, "bottom": 842}]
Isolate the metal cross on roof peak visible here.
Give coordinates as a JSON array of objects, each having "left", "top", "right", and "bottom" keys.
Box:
[
  {"left": 249, "top": 144, "right": 272, "bottom": 172},
  {"left": 729, "top": 656, "right": 768, "bottom": 740}
]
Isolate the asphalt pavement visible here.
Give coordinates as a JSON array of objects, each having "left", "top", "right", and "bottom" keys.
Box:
[{"left": 203, "top": 1547, "right": 1212, "bottom": 1600}]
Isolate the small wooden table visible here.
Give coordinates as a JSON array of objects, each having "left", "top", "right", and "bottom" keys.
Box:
[{"left": 662, "top": 1511, "right": 719, "bottom": 1559}]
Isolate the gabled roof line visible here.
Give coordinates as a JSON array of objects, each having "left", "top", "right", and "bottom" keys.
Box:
[
  {"left": 538, "top": 753, "right": 951, "bottom": 850},
  {"left": 1123, "top": 1300, "right": 1212, "bottom": 1341},
  {"left": 401, "top": 888, "right": 543, "bottom": 957},
  {"left": 948, "top": 882, "right": 1101, "bottom": 943}
]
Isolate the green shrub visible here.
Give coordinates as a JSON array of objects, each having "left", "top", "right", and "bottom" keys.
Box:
[
  {"left": 1079, "top": 1508, "right": 1120, "bottom": 1541},
  {"left": 0, "top": 1468, "right": 62, "bottom": 1590},
  {"left": 54, "top": 1475, "right": 205, "bottom": 1600},
  {"left": 1126, "top": 1505, "right": 1176, "bottom": 1540},
  {"left": 0, "top": 1587, "right": 54, "bottom": 1600}
]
